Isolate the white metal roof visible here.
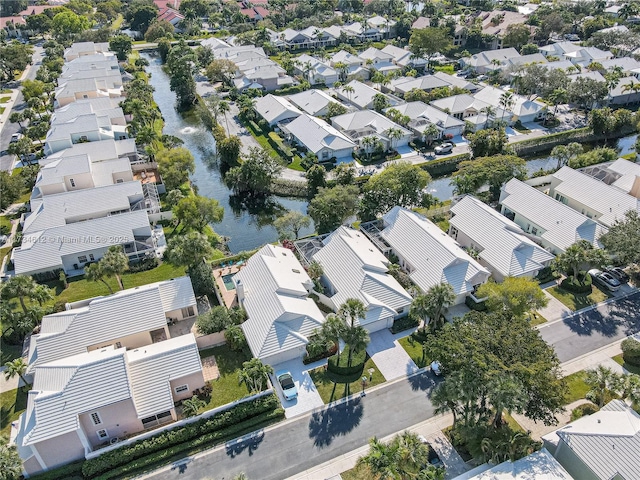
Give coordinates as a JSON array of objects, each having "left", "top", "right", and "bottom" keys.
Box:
[
  {"left": 331, "top": 110, "right": 412, "bottom": 139},
  {"left": 312, "top": 226, "right": 412, "bottom": 326},
  {"left": 551, "top": 166, "right": 640, "bottom": 227},
  {"left": 31, "top": 276, "right": 195, "bottom": 368},
  {"left": 450, "top": 196, "right": 555, "bottom": 278},
  {"left": 25, "top": 181, "right": 144, "bottom": 233},
  {"left": 287, "top": 89, "right": 340, "bottom": 116},
  {"left": 12, "top": 210, "right": 151, "bottom": 275},
  {"left": 388, "top": 102, "right": 465, "bottom": 130},
  {"left": 284, "top": 113, "right": 356, "bottom": 154},
  {"left": 453, "top": 449, "right": 573, "bottom": 480},
  {"left": 22, "top": 346, "right": 131, "bottom": 445},
  {"left": 500, "top": 179, "right": 608, "bottom": 252},
  {"left": 380, "top": 207, "right": 490, "bottom": 296},
  {"left": 254, "top": 94, "right": 302, "bottom": 124},
  {"left": 337, "top": 80, "right": 396, "bottom": 109},
  {"left": 51, "top": 97, "right": 125, "bottom": 124},
  {"left": 235, "top": 245, "right": 325, "bottom": 360},
  {"left": 41, "top": 138, "right": 137, "bottom": 165},
  {"left": 127, "top": 334, "right": 203, "bottom": 419},
  {"left": 552, "top": 400, "right": 640, "bottom": 480}
]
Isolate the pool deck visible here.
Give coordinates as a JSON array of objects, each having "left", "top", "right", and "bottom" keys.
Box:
[{"left": 213, "top": 265, "right": 241, "bottom": 309}]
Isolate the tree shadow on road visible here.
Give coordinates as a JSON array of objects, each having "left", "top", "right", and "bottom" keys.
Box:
[
  {"left": 308, "top": 397, "right": 364, "bottom": 448},
  {"left": 407, "top": 370, "right": 438, "bottom": 392},
  {"left": 225, "top": 429, "right": 265, "bottom": 458},
  {"left": 562, "top": 294, "right": 640, "bottom": 337}
]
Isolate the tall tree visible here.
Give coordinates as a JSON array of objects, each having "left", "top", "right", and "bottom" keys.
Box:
[
  {"left": 109, "top": 35, "right": 133, "bottom": 61},
  {"left": 238, "top": 358, "right": 273, "bottom": 393},
  {"left": 476, "top": 277, "right": 548, "bottom": 320},
  {"left": 225, "top": 147, "right": 283, "bottom": 195},
  {"left": 165, "top": 231, "right": 214, "bottom": 269},
  {"left": 305, "top": 164, "right": 326, "bottom": 198},
  {"left": 273, "top": 210, "right": 311, "bottom": 240},
  {"left": 308, "top": 185, "right": 359, "bottom": 234},
  {"left": 452, "top": 155, "right": 526, "bottom": 200},
  {"left": 100, "top": 246, "right": 130, "bottom": 291},
  {"left": 600, "top": 210, "right": 640, "bottom": 266},
  {"left": 360, "top": 162, "right": 431, "bottom": 221},
  {"left": 1, "top": 276, "right": 53, "bottom": 314},
  {"left": 84, "top": 262, "right": 114, "bottom": 294},
  {"left": 409, "top": 27, "right": 452, "bottom": 70},
  {"left": 156, "top": 147, "right": 196, "bottom": 190},
  {"left": 410, "top": 283, "right": 456, "bottom": 332},
  {"left": 172, "top": 195, "right": 224, "bottom": 231},
  {"left": 0, "top": 435, "right": 22, "bottom": 480},
  {"left": 3, "top": 358, "right": 31, "bottom": 390},
  {"left": 553, "top": 240, "right": 607, "bottom": 281},
  {"left": 466, "top": 128, "right": 508, "bottom": 158}
]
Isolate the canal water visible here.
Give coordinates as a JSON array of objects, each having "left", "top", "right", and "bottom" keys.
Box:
[{"left": 143, "top": 53, "right": 313, "bottom": 253}]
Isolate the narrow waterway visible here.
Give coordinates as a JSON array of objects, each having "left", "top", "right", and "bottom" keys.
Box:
[{"left": 143, "top": 52, "right": 313, "bottom": 253}]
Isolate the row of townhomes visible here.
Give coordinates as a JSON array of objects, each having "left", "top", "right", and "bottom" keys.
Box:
[
  {"left": 10, "top": 43, "right": 165, "bottom": 279},
  {"left": 8, "top": 43, "right": 208, "bottom": 477}
]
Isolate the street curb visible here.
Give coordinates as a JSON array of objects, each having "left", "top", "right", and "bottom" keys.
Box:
[
  {"left": 559, "top": 338, "right": 626, "bottom": 374},
  {"left": 537, "top": 288, "right": 639, "bottom": 329}
]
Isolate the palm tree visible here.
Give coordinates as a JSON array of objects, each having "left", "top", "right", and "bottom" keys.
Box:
[
  {"left": 100, "top": 246, "right": 129, "bottom": 291},
  {"left": 423, "top": 123, "right": 440, "bottom": 146},
  {"left": 431, "top": 376, "right": 462, "bottom": 426},
  {"left": 225, "top": 324, "right": 246, "bottom": 351},
  {"left": 9, "top": 111, "right": 25, "bottom": 129},
  {"left": 1, "top": 275, "right": 53, "bottom": 314},
  {"left": 411, "top": 283, "right": 456, "bottom": 332},
  {"left": 499, "top": 91, "right": 515, "bottom": 123},
  {"left": 318, "top": 314, "right": 346, "bottom": 359},
  {"left": 217, "top": 100, "right": 231, "bottom": 133},
  {"left": 334, "top": 61, "right": 349, "bottom": 82},
  {"left": 548, "top": 88, "right": 568, "bottom": 121},
  {"left": 341, "top": 84, "right": 355, "bottom": 104},
  {"left": 622, "top": 79, "right": 639, "bottom": 105},
  {"left": 480, "top": 105, "right": 496, "bottom": 128},
  {"left": 181, "top": 396, "right": 206, "bottom": 417},
  {"left": 4, "top": 358, "right": 31, "bottom": 390},
  {"left": 238, "top": 358, "right": 273, "bottom": 393},
  {"left": 361, "top": 135, "right": 376, "bottom": 160},
  {"left": 84, "top": 262, "right": 114, "bottom": 294},
  {"left": 585, "top": 365, "right": 615, "bottom": 407},
  {"left": 307, "top": 260, "right": 323, "bottom": 281},
  {"left": 342, "top": 325, "right": 370, "bottom": 367},
  {"left": 385, "top": 127, "right": 403, "bottom": 151},
  {"left": 339, "top": 298, "right": 366, "bottom": 328}
]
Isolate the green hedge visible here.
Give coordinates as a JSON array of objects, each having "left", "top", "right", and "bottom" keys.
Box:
[
  {"left": 267, "top": 131, "right": 293, "bottom": 159},
  {"left": 30, "top": 460, "right": 84, "bottom": 480},
  {"left": 559, "top": 273, "right": 592, "bottom": 294},
  {"left": 535, "top": 266, "right": 558, "bottom": 284},
  {"left": 327, "top": 348, "right": 367, "bottom": 376},
  {"left": 465, "top": 295, "right": 487, "bottom": 312},
  {"left": 82, "top": 395, "right": 280, "bottom": 478},
  {"left": 93, "top": 409, "right": 284, "bottom": 480},
  {"left": 419, "top": 153, "right": 470, "bottom": 178},
  {"left": 390, "top": 315, "right": 420, "bottom": 334},
  {"left": 622, "top": 338, "right": 640, "bottom": 367}
]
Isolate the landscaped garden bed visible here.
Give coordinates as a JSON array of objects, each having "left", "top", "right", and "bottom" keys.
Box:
[{"left": 546, "top": 285, "right": 608, "bottom": 311}]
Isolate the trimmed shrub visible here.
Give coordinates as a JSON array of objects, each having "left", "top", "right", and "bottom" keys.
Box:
[
  {"left": 465, "top": 295, "right": 487, "bottom": 312},
  {"left": 303, "top": 342, "right": 338, "bottom": 364},
  {"left": 559, "top": 272, "right": 592, "bottom": 294},
  {"left": 30, "top": 460, "right": 84, "bottom": 480},
  {"left": 570, "top": 402, "right": 600, "bottom": 421},
  {"left": 82, "top": 394, "right": 280, "bottom": 478},
  {"left": 327, "top": 348, "right": 367, "bottom": 377},
  {"left": 419, "top": 153, "right": 470, "bottom": 178},
  {"left": 535, "top": 266, "right": 558, "bottom": 284},
  {"left": 390, "top": 315, "right": 420, "bottom": 334},
  {"left": 622, "top": 337, "right": 640, "bottom": 367}
]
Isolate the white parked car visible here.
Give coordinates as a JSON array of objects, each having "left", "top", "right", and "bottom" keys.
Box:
[{"left": 434, "top": 143, "right": 453, "bottom": 155}]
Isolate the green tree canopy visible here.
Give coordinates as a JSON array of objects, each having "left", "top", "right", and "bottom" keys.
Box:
[
  {"left": 218, "top": 135, "right": 242, "bottom": 166},
  {"left": 466, "top": 128, "right": 508, "bottom": 158},
  {"left": 502, "top": 23, "right": 532, "bottom": 49},
  {"left": 99, "top": 246, "right": 130, "bottom": 291},
  {"left": 476, "top": 277, "right": 548, "bottom": 319},
  {"left": 308, "top": 185, "right": 359, "bottom": 234},
  {"left": 410, "top": 282, "right": 456, "bottom": 332},
  {"left": 238, "top": 358, "right": 273, "bottom": 393},
  {"left": 165, "top": 231, "right": 214, "bottom": 269},
  {"left": 273, "top": 210, "right": 311, "bottom": 240},
  {"left": 599, "top": 210, "right": 640, "bottom": 266},
  {"left": 156, "top": 147, "right": 196, "bottom": 190},
  {"left": 409, "top": 27, "right": 452, "bottom": 69},
  {"left": 553, "top": 239, "right": 608, "bottom": 280},
  {"left": 452, "top": 154, "right": 526, "bottom": 200},
  {"left": 305, "top": 164, "right": 326, "bottom": 198},
  {"left": 173, "top": 195, "right": 224, "bottom": 231},
  {"left": 51, "top": 9, "right": 90, "bottom": 40},
  {"left": 224, "top": 147, "right": 283, "bottom": 195},
  {"left": 360, "top": 162, "right": 431, "bottom": 221},
  {"left": 109, "top": 35, "right": 133, "bottom": 61},
  {"left": 1, "top": 275, "right": 53, "bottom": 314},
  {"left": 425, "top": 311, "right": 566, "bottom": 427}
]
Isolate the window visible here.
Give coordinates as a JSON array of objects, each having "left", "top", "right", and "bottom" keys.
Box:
[
  {"left": 181, "top": 306, "right": 195, "bottom": 318},
  {"left": 83, "top": 94, "right": 89, "bottom": 99},
  {"left": 115, "top": 342, "right": 122, "bottom": 348},
  {"left": 78, "top": 255, "right": 88, "bottom": 263},
  {"left": 79, "top": 136, "right": 88, "bottom": 142},
  {"left": 69, "top": 178, "right": 76, "bottom": 187},
  {"left": 89, "top": 254, "right": 95, "bottom": 261},
  {"left": 90, "top": 412, "right": 102, "bottom": 425},
  {"left": 531, "top": 227, "right": 538, "bottom": 236},
  {"left": 450, "top": 226, "right": 458, "bottom": 239},
  {"left": 96, "top": 429, "right": 108, "bottom": 440},
  {"left": 175, "top": 384, "right": 189, "bottom": 394},
  {"left": 116, "top": 178, "right": 124, "bottom": 183}
]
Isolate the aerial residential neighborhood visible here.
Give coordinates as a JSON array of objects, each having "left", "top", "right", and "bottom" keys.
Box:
[{"left": 1, "top": 1, "right": 640, "bottom": 480}]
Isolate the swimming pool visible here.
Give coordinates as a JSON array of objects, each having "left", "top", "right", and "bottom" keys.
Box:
[{"left": 222, "top": 274, "right": 235, "bottom": 291}]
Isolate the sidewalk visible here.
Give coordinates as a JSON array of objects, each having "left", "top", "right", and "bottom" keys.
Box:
[
  {"left": 536, "top": 289, "right": 572, "bottom": 323},
  {"left": 0, "top": 59, "right": 34, "bottom": 131}
]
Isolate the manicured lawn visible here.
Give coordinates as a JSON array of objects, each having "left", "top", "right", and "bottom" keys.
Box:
[
  {"left": 0, "top": 89, "right": 11, "bottom": 94},
  {"left": 42, "top": 263, "right": 186, "bottom": 307},
  {"left": 110, "top": 13, "right": 124, "bottom": 30},
  {"left": 1, "top": 388, "right": 28, "bottom": 438},
  {"left": 288, "top": 155, "right": 305, "bottom": 171},
  {"left": 0, "top": 107, "right": 4, "bottom": 114},
  {"left": 612, "top": 354, "right": 640, "bottom": 375},
  {"left": 529, "top": 312, "right": 548, "bottom": 327},
  {"left": 503, "top": 411, "right": 525, "bottom": 432},
  {"left": 399, "top": 336, "right": 428, "bottom": 368},
  {"left": 564, "top": 371, "right": 590, "bottom": 404},
  {"left": 198, "top": 344, "right": 253, "bottom": 410},
  {"left": 547, "top": 286, "right": 609, "bottom": 311},
  {"left": 341, "top": 463, "right": 375, "bottom": 480},
  {"left": 310, "top": 356, "right": 385, "bottom": 404},
  {"left": 0, "top": 96, "right": 10, "bottom": 103},
  {"left": 0, "top": 215, "right": 12, "bottom": 233},
  {"left": 434, "top": 64, "right": 455, "bottom": 74}
]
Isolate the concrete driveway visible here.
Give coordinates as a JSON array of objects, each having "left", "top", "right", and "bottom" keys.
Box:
[
  {"left": 270, "top": 358, "right": 325, "bottom": 419},
  {"left": 366, "top": 329, "right": 418, "bottom": 380}
]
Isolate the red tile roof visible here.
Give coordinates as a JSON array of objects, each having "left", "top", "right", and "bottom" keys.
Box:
[
  {"left": 240, "top": 8, "right": 257, "bottom": 19},
  {"left": 254, "top": 6, "right": 269, "bottom": 17},
  {"left": 18, "top": 5, "right": 56, "bottom": 16},
  {"left": 154, "top": 0, "right": 180, "bottom": 10},
  {"left": 1, "top": 15, "right": 26, "bottom": 26}
]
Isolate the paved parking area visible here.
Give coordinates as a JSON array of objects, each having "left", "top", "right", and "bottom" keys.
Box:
[
  {"left": 270, "top": 358, "right": 325, "bottom": 419},
  {"left": 366, "top": 329, "right": 418, "bottom": 380}
]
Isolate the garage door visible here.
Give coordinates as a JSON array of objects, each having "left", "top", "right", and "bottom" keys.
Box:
[
  {"left": 363, "top": 316, "right": 392, "bottom": 334},
  {"left": 262, "top": 348, "right": 303, "bottom": 367}
]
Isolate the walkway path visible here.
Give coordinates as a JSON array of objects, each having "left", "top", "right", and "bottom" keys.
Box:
[
  {"left": 366, "top": 329, "right": 419, "bottom": 380},
  {"left": 537, "top": 289, "right": 573, "bottom": 323},
  {"left": 424, "top": 430, "right": 469, "bottom": 479}
]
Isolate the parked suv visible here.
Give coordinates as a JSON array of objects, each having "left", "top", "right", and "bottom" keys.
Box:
[
  {"left": 588, "top": 269, "right": 621, "bottom": 292},
  {"left": 605, "top": 266, "right": 629, "bottom": 283},
  {"left": 434, "top": 143, "right": 453, "bottom": 155}
]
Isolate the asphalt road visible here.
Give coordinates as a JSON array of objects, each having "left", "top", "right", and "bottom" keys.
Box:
[
  {"left": 143, "top": 372, "right": 440, "bottom": 480},
  {"left": 0, "top": 46, "right": 44, "bottom": 173},
  {"left": 538, "top": 291, "right": 640, "bottom": 363}
]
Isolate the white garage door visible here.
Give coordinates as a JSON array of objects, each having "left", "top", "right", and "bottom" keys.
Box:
[
  {"left": 262, "top": 348, "right": 303, "bottom": 367},
  {"left": 363, "top": 317, "right": 392, "bottom": 334}
]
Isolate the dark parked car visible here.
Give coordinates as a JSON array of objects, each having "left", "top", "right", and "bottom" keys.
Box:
[
  {"left": 605, "top": 266, "right": 629, "bottom": 283},
  {"left": 588, "top": 269, "right": 621, "bottom": 292},
  {"left": 418, "top": 435, "right": 444, "bottom": 467}
]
